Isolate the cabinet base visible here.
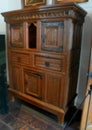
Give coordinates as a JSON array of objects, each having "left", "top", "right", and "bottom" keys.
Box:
[{"left": 8, "top": 89, "right": 65, "bottom": 124}]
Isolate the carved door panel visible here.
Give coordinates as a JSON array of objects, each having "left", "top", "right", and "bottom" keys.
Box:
[
  {"left": 41, "top": 21, "right": 64, "bottom": 52},
  {"left": 10, "top": 23, "right": 24, "bottom": 47},
  {"left": 11, "top": 65, "right": 23, "bottom": 92},
  {"left": 24, "top": 69, "right": 44, "bottom": 99},
  {"left": 45, "top": 73, "right": 64, "bottom": 107}
]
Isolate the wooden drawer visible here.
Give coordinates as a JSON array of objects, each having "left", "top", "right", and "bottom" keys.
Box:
[
  {"left": 11, "top": 52, "right": 30, "bottom": 65},
  {"left": 35, "top": 55, "right": 64, "bottom": 72}
]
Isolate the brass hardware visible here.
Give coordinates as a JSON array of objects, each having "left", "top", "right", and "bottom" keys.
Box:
[
  {"left": 42, "top": 35, "right": 46, "bottom": 43},
  {"left": 31, "top": 72, "right": 42, "bottom": 79},
  {"left": 45, "top": 61, "right": 50, "bottom": 67},
  {"left": 17, "top": 57, "right": 21, "bottom": 62}
]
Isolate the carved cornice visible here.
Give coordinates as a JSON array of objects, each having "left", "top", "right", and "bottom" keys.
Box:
[
  {"left": 5, "top": 10, "right": 83, "bottom": 22},
  {"left": 2, "top": 3, "right": 86, "bottom": 23}
]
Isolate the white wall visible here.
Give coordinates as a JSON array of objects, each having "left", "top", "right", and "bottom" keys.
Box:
[
  {"left": 0, "top": 0, "right": 22, "bottom": 34},
  {"left": 75, "top": 0, "right": 92, "bottom": 107},
  {"left": 0, "top": 0, "right": 92, "bottom": 107},
  {"left": 79, "top": 0, "right": 92, "bottom": 11},
  {"left": 0, "top": 0, "right": 22, "bottom": 84}
]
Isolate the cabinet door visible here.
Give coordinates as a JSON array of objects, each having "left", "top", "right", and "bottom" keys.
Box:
[
  {"left": 10, "top": 23, "right": 24, "bottom": 47},
  {"left": 10, "top": 65, "right": 23, "bottom": 92},
  {"left": 45, "top": 73, "right": 64, "bottom": 107},
  {"left": 24, "top": 69, "right": 44, "bottom": 99},
  {"left": 41, "top": 21, "right": 64, "bottom": 52}
]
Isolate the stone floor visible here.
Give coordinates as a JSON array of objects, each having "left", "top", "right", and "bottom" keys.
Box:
[{"left": 0, "top": 99, "right": 81, "bottom": 130}]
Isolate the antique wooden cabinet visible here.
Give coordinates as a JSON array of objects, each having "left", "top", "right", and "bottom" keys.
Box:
[{"left": 2, "top": 2, "right": 86, "bottom": 123}]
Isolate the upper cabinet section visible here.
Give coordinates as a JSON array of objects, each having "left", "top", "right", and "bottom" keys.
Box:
[
  {"left": 2, "top": 3, "right": 87, "bottom": 51},
  {"left": 10, "top": 22, "right": 37, "bottom": 49}
]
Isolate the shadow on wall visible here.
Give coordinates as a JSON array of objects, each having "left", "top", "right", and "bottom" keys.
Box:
[{"left": 75, "top": 14, "right": 92, "bottom": 108}]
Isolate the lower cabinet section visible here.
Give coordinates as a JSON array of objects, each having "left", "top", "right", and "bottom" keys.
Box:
[
  {"left": 8, "top": 88, "right": 65, "bottom": 124},
  {"left": 23, "top": 69, "right": 65, "bottom": 108},
  {"left": 9, "top": 66, "right": 66, "bottom": 124}
]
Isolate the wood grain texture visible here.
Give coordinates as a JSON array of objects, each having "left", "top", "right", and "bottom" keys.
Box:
[{"left": 2, "top": 3, "right": 86, "bottom": 124}]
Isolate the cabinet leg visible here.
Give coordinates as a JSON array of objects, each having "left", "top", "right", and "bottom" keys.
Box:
[
  {"left": 57, "top": 114, "right": 64, "bottom": 124},
  {"left": 9, "top": 92, "right": 15, "bottom": 102}
]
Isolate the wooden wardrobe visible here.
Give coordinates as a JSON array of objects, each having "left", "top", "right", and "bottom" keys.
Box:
[{"left": 2, "top": 2, "right": 86, "bottom": 124}]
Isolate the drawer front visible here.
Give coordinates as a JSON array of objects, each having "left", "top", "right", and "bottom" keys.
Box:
[
  {"left": 35, "top": 55, "right": 64, "bottom": 72},
  {"left": 11, "top": 52, "right": 30, "bottom": 65}
]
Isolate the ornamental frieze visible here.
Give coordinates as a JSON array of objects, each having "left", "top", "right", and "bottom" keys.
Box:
[{"left": 5, "top": 10, "right": 84, "bottom": 23}]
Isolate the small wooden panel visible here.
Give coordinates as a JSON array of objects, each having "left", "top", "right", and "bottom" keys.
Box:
[
  {"left": 41, "top": 21, "right": 64, "bottom": 52},
  {"left": 10, "top": 24, "right": 24, "bottom": 47},
  {"left": 11, "top": 52, "right": 30, "bottom": 65},
  {"left": 35, "top": 55, "right": 63, "bottom": 72},
  {"left": 24, "top": 69, "right": 43, "bottom": 99},
  {"left": 45, "top": 73, "right": 61, "bottom": 106},
  {"left": 11, "top": 65, "right": 23, "bottom": 92}
]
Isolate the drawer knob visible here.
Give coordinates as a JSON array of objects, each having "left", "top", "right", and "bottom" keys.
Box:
[
  {"left": 45, "top": 61, "right": 50, "bottom": 67},
  {"left": 17, "top": 57, "right": 21, "bottom": 62}
]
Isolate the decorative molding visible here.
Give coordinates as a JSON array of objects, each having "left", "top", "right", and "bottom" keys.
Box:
[
  {"left": 2, "top": 3, "right": 86, "bottom": 24},
  {"left": 5, "top": 10, "right": 84, "bottom": 23}
]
